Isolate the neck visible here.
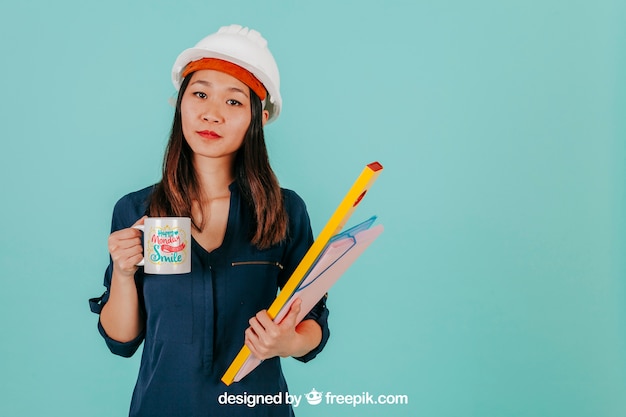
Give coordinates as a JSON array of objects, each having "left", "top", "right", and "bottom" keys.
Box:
[{"left": 192, "top": 154, "right": 236, "bottom": 199}]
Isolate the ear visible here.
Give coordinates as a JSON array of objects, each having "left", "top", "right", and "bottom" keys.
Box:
[{"left": 261, "top": 109, "right": 270, "bottom": 126}]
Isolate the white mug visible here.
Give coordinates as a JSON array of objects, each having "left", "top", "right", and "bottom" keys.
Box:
[{"left": 133, "top": 217, "right": 191, "bottom": 274}]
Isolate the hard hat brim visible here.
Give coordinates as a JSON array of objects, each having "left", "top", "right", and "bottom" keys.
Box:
[{"left": 172, "top": 48, "right": 281, "bottom": 123}]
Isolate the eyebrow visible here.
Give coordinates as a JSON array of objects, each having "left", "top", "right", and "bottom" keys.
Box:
[{"left": 190, "top": 80, "right": 249, "bottom": 97}]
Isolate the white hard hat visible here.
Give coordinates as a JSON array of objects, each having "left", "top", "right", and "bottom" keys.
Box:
[{"left": 172, "top": 24, "right": 282, "bottom": 123}]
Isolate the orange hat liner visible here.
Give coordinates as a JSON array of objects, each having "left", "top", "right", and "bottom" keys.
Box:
[{"left": 182, "top": 58, "right": 267, "bottom": 101}]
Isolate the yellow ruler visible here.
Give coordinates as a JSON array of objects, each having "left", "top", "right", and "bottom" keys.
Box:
[{"left": 221, "top": 161, "right": 383, "bottom": 385}]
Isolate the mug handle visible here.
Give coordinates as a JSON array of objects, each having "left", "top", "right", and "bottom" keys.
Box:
[{"left": 132, "top": 224, "right": 145, "bottom": 266}]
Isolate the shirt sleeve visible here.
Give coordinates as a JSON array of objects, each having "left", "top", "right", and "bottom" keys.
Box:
[
  {"left": 88, "top": 190, "right": 150, "bottom": 358},
  {"left": 279, "top": 190, "right": 330, "bottom": 363}
]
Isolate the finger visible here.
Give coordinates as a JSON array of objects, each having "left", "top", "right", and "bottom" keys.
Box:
[
  {"left": 109, "top": 234, "right": 142, "bottom": 251},
  {"left": 109, "top": 221, "right": 145, "bottom": 251},
  {"left": 111, "top": 245, "right": 144, "bottom": 270},
  {"left": 245, "top": 327, "right": 271, "bottom": 358},
  {"left": 256, "top": 311, "right": 284, "bottom": 340},
  {"left": 109, "top": 237, "right": 143, "bottom": 260},
  {"left": 280, "top": 299, "right": 302, "bottom": 327},
  {"left": 254, "top": 310, "right": 275, "bottom": 329},
  {"left": 111, "top": 227, "right": 143, "bottom": 241},
  {"left": 247, "top": 317, "right": 265, "bottom": 338},
  {"left": 245, "top": 331, "right": 266, "bottom": 360},
  {"left": 247, "top": 317, "right": 279, "bottom": 354},
  {"left": 110, "top": 238, "right": 142, "bottom": 256},
  {"left": 133, "top": 216, "right": 147, "bottom": 227},
  {"left": 112, "top": 245, "right": 143, "bottom": 262},
  {"left": 109, "top": 233, "right": 141, "bottom": 254},
  {"left": 246, "top": 327, "right": 285, "bottom": 360},
  {"left": 244, "top": 328, "right": 256, "bottom": 346}
]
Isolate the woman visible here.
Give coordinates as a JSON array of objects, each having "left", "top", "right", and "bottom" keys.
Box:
[{"left": 89, "top": 24, "right": 330, "bottom": 417}]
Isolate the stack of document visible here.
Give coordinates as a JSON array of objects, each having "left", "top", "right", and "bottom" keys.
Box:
[{"left": 275, "top": 216, "right": 383, "bottom": 325}]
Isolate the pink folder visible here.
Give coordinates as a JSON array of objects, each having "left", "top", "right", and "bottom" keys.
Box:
[{"left": 232, "top": 218, "right": 384, "bottom": 383}]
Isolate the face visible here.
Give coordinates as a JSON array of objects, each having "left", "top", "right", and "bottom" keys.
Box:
[{"left": 180, "top": 69, "right": 268, "bottom": 165}]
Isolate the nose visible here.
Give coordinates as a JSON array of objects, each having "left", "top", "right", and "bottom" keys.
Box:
[{"left": 201, "top": 103, "right": 224, "bottom": 123}]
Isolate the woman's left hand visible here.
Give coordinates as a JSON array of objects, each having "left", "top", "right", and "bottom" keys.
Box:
[{"left": 245, "top": 299, "right": 321, "bottom": 360}]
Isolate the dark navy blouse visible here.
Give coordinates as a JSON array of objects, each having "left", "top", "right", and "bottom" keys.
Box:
[{"left": 90, "top": 183, "right": 330, "bottom": 417}]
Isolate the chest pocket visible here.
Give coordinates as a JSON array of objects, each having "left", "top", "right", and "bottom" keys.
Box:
[
  {"left": 143, "top": 274, "right": 193, "bottom": 344},
  {"left": 228, "top": 260, "right": 284, "bottom": 312}
]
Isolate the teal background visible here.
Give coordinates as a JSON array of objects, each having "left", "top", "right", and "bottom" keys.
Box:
[{"left": 1, "top": 0, "right": 624, "bottom": 416}]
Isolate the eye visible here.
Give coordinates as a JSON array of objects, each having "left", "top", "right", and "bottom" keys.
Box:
[
  {"left": 226, "top": 99, "right": 242, "bottom": 106},
  {"left": 193, "top": 92, "right": 207, "bottom": 99}
]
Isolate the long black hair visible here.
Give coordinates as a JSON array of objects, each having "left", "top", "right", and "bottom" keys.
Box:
[{"left": 148, "top": 73, "right": 287, "bottom": 249}]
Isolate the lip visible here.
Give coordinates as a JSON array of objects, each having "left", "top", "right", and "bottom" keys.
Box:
[{"left": 197, "top": 130, "right": 222, "bottom": 139}]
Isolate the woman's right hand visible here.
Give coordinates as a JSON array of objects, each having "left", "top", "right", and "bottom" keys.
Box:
[
  {"left": 108, "top": 216, "right": 146, "bottom": 278},
  {"left": 101, "top": 216, "right": 146, "bottom": 343}
]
